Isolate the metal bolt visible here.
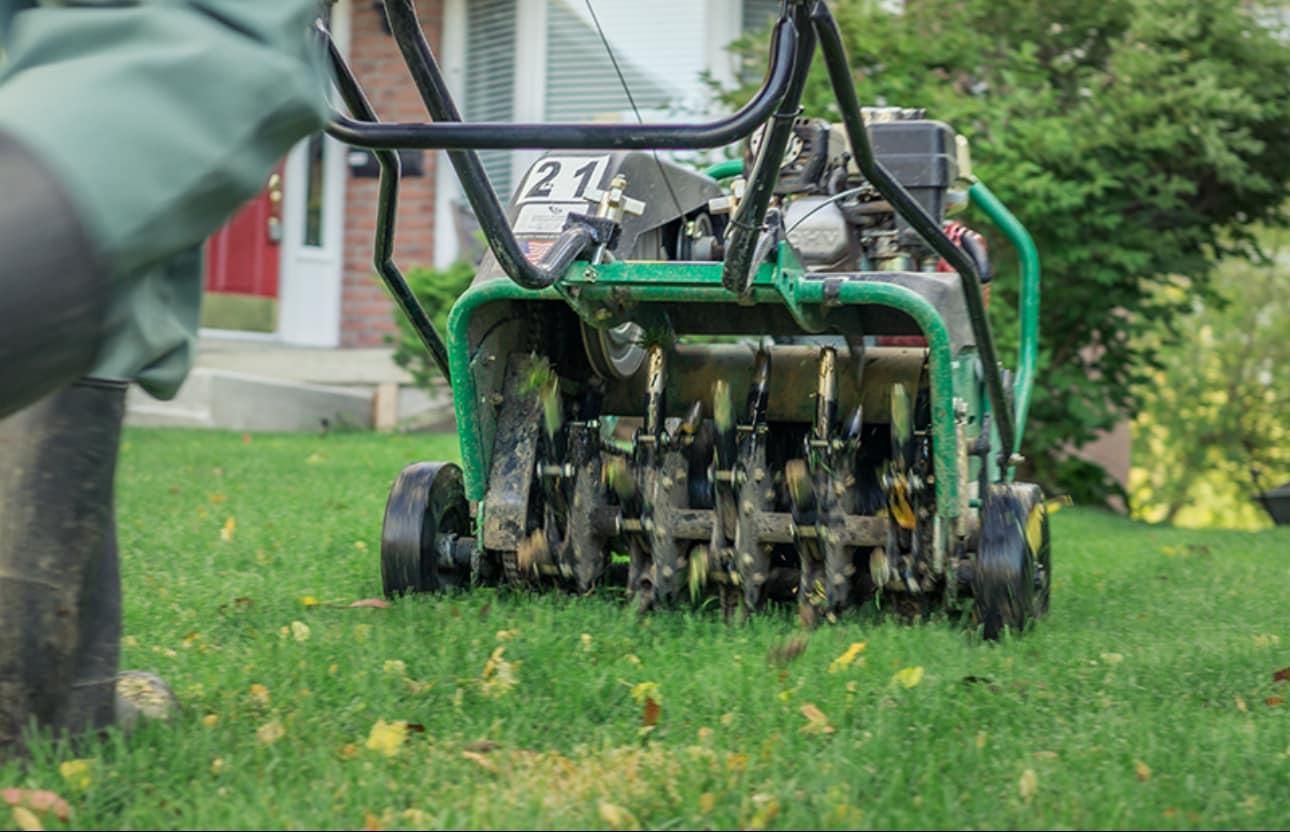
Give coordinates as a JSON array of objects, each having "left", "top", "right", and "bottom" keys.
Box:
[{"left": 583, "top": 267, "right": 598, "bottom": 282}]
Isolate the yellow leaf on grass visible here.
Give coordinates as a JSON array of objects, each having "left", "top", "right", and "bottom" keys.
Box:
[
  {"left": 1100, "top": 652, "right": 1124, "bottom": 665},
  {"left": 11, "top": 806, "right": 42, "bottom": 832},
  {"left": 256, "top": 720, "right": 285, "bottom": 745},
  {"left": 597, "top": 801, "right": 640, "bottom": 830},
  {"left": 745, "top": 794, "right": 781, "bottom": 830},
  {"left": 58, "top": 759, "right": 93, "bottom": 791},
  {"left": 299, "top": 595, "right": 320, "bottom": 608},
  {"left": 799, "top": 703, "right": 835, "bottom": 735},
  {"left": 249, "top": 683, "right": 271, "bottom": 704},
  {"left": 479, "top": 647, "right": 518, "bottom": 699},
  {"left": 891, "top": 666, "right": 924, "bottom": 688},
  {"left": 1018, "top": 768, "right": 1038, "bottom": 803},
  {"left": 210, "top": 758, "right": 226, "bottom": 775},
  {"left": 383, "top": 660, "right": 407, "bottom": 676},
  {"left": 1135, "top": 760, "right": 1152, "bottom": 782},
  {"left": 828, "top": 642, "right": 867, "bottom": 673},
  {"left": 219, "top": 517, "right": 236, "bottom": 542},
  {"left": 698, "top": 792, "right": 716, "bottom": 814},
  {"left": 202, "top": 713, "right": 219, "bottom": 728},
  {"left": 495, "top": 629, "right": 519, "bottom": 642},
  {"left": 629, "top": 681, "right": 662, "bottom": 706},
  {"left": 366, "top": 719, "right": 408, "bottom": 757},
  {"left": 290, "top": 621, "right": 311, "bottom": 642}
]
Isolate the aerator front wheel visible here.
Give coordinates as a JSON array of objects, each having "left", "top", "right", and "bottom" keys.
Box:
[
  {"left": 381, "top": 462, "right": 473, "bottom": 597},
  {"left": 973, "top": 483, "right": 1051, "bottom": 640}
]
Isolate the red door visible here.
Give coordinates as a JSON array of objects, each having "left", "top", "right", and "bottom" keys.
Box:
[{"left": 201, "top": 166, "right": 284, "bottom": 332}]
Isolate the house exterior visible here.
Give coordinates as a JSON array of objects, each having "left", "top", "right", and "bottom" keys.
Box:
[{"left": 202, "top": 0, "right": 782, "bottom": 348}]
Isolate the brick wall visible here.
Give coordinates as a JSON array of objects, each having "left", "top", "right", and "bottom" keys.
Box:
[{"left": 340, "top": 0, "right": 443, "bottom": 347}]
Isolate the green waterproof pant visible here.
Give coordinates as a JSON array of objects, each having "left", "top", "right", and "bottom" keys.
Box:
[{"left": 0, "top": 0, "right": 328, "bottom": 398}]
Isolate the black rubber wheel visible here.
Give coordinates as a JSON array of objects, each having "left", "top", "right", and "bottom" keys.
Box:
[
  {"left": 973, "top": 482, "right": 1050, "bottom": 640},
  {"left": 381, "top": 462, "right": 471, "bottom": 597}
]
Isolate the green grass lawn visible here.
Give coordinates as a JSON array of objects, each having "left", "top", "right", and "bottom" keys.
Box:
[{"left": 3, "top": 429, "right": 1288, "bottom": 830}]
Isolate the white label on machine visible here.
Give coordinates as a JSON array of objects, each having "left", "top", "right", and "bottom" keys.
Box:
[
  {"left": 515, "top": 155, "right": 611, "bottom": 205},
  {"left": 513, "top": 202, "right": 582, "bottom": 235}
]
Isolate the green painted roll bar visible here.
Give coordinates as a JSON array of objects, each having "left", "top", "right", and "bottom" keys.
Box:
[{"left": 967, "top": 179, "right": 1039, "bottom": 454}]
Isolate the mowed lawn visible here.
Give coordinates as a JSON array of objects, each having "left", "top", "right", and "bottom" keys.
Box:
[{"left": 3, "top": 428, "right": 1287, "bottom": 830}]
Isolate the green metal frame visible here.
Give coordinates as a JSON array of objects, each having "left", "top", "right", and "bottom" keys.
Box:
[
  {"left": 967, "top": 179, "right": 1040, "bottom": 454},
  {"left": 448, "top": 258, "right": 967, "bottom": 519},
  {"left": 444, "top": 171, "right": 1039, "bottom": 529}
]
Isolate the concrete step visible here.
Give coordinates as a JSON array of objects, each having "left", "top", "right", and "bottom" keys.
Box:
[{"left": 126, "top": 368, "right": 455, "bottom": 433}]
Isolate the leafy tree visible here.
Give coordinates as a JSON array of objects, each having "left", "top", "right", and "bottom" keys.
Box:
[
  {"left": 725, "top": 0, "right": 1290, "bottom": 504},
  {"left": 1130, "top": 227, "right": 1289, "bottom": 528}
]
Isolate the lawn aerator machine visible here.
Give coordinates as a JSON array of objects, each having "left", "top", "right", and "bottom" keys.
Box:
[{"left": 321, "top": 0, "right": 1049, "bottom": 637}]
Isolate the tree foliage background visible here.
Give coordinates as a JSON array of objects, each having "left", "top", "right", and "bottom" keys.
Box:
[
  {"left": 727, "top": 0, "right": 1290, "bottom": 505},
  {"left": 1129, "top": 227, "right": 1289, "bottom": 528}
]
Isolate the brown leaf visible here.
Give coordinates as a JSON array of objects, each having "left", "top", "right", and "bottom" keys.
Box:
[
  {"left": 464, "top": 739, "right": 499, "bottom": 753},
  {"left": 461, "top": 750, "right": 498, "bottom": 774},
  {"left": 349, "top": 598, "right": 390, "bottom": 609},
  {"left": 642, "top": 697, "right": 661, "bottom": 727},
  {"left": 1, "top": 790, "right": 69, "bottom": 822},
  {"left": 1265, "top": 695, "right": 1285, "bottom": 708},
  {"left": 1273, "top": 667, "right": 1290, "bottom": 684},
  {"left": 404, "top": 723, "right": 426, "bottom": 733},
  {"left": 767, "top": 635, "right": 809, "bottom": 666},
  {"left": 241, "top": 433, "right": 252, "bottom": 445},
  {"left": 799, "top": 702, "right": 834, "bottom": 735},
  {"left": 362, "top": 812, "right": 383, "bottom": 831}
]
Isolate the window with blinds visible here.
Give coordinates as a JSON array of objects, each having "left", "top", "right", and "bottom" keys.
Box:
[
  {"left": 464, "top": 0, "right": 518, "bottom": 198},
  {"left": 544, "top": 0, "right": 690, "bottom": 123}
]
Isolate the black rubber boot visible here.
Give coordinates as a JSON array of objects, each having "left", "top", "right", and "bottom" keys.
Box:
[
  {"left": 0, "top": 379, "right": 128, "bottom": 757},
  {"left": 0, "top": 130, "right": 110, "bottom": 419}
]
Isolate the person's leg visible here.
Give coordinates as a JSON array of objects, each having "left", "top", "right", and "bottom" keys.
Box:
[
  {"left": 0, "top": 379, "right": 127, "bottom": 754},
  {"left": 0, "top": 0, "right": 327, "bottom": 414}
]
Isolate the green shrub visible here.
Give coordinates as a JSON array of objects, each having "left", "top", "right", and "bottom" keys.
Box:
[{"left": 387, "top": 261, "right": 475, "bottom": 390}]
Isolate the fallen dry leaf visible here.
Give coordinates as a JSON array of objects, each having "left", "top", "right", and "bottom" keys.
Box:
[
  {"left": 219, "top": 517, "right": 236, "bottom": 542},
  {"left": 383, "top": 660, "right": 407, "bottom": 676},
  {"left": 598, "top": 801, "right": 640, "bottom": 830},
  {"left": 461, "top": 750, "right": 498, "bottom": 773},
  {"left": 1236, "top": 695, "right": 1249, "bottom": 713},
  {"left": 479, "top": 647, "right": 518, "bottom": 698},
  {"left": 256, "top": 720, "right": 285, "bottom": 745},
  {"left": 249, "top": 683, "right": 271, "bottom": 705},
  {"left": 698, "top": 792, "right": 716, "bottom": 814},
  {"left": 642, "top": 697, "right": 661, "bottom": 727},
  {"left": 629, "top": 681, "right": 661, "bottom": 706},
  {"left": 1, "top": 790, "right": 69, "bottom": 821},
  {"left": 1273, "top": 667, "right": 1290, "bottom": 684},
  {"left": 241, "top": 433, "right": 252, "bottom": 445},
  {"left": 299, "top": 595, "right": 320, "bottom": 608},
  {"left": 365, "top": 720, "right": 408, "bottom": 757},
  {"left": 58, "top": 759, "right": 93, "bottom": 791},
  {"left": 1265, "top": 695, "right": 1285, "bottom": 708},
  {"left": 800, "top": 703, "right": 835, "bottom": 735},
  {"left": 202, "top": 713, "right": 219, "bottom": 728},
  {"left": 10, "top": 806, "right": 42, "bottom": 832},
  {"left": 290, "top": 621, "right": 311, "bottom": 642},
  {"left": 349, "top": 598, "right": 390, "bottom": 609},
  {"left": 1099, "top": 652, "right": 1124, "bottom": 665},
  {"left": 362, "top": 812, "right": 383, "bottom": 831},
  {"left": 1032, "top": 750, "right": 1058, "bottom": 761},
  {"left": 1018, "top": 768, "right": 1038, "bottom": 803},
  {"left": 828, "top": 642, "right": 866, "bottom": 673},
  {"left": 891, "top": 666, "right": 924, "bottom": 689},
  {"left": 1135, "top": 760, "right": 1152, "bottom": 782},
  {"left": 745, "top": 794, "right": 781, "bottom": 830},
  {"left": 464, "top": 739, "right": 499, "bottom": 753}
]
